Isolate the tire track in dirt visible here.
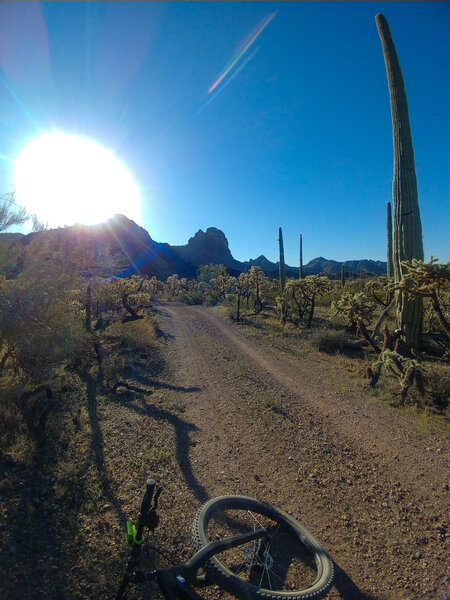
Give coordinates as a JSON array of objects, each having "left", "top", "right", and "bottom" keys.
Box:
[
  {"left": 186, "top": 305, "right": 449, "bottom": 496},
  {"left": 154, "top": 301, "right": 449, "bottom": 600}
]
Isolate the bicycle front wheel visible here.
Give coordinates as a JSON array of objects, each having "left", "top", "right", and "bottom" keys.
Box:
[{"left": 192, "top": 496, "right": 334, "bottom": 600}]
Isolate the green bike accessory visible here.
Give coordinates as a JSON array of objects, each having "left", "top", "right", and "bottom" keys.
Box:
[{"left": 126, "top": 521, "right": 144, "bottom": 546}]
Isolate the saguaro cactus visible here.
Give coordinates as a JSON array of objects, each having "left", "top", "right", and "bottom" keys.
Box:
[
  {"left": 278, "top": 227, "right": 286, "bottom": 292},
  {"left": 386, "top": 202, "right": 394, "bottom": 279},
  {"left": 376, "top": 13, "right": 424, "bottom": 351},
  {"left": 299, "top": 234, "right": 304, "bottom": 279}
]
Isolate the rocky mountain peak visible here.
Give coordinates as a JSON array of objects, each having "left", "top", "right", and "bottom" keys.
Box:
[{"left": 174, "top": 227, "right": 241, "bottom": 271}]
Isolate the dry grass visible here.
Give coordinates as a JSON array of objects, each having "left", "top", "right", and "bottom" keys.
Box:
[{"left": 106, "top": 316, "right": 157, "bottom": 351}]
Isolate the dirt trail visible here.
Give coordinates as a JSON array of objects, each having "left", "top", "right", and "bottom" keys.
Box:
[{"left": 154, "top": 301, "right": 449, "bottom": 600}]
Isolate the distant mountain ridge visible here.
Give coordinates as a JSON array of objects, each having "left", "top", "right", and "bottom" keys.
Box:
[{"left": 0, "top": 215, "right": 387, "bottom": 279}]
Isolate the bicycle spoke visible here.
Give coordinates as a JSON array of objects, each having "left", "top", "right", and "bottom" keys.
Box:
[
  {"left": 247, "top": 509, "right": 265, "bottom": 529},
  {"left": 232, "top": 562, "right": 252, "bottom": 575}
]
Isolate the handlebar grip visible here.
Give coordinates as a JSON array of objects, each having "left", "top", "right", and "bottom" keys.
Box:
[{"left": 141, "top": 479, "right": 156, "bottom": 514}]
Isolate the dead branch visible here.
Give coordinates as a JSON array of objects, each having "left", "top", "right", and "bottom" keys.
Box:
[{"left": 372, "top": 298, "right": 395, "bottom": 339}]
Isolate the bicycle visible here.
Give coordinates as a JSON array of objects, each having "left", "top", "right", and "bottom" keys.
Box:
[{"left": 116, "top": 479, "right": 334, "bottom": 600}]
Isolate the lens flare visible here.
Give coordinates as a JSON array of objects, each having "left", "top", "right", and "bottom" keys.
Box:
[{"left": 208, "top": 12, "right": 276, "bottom": 94}]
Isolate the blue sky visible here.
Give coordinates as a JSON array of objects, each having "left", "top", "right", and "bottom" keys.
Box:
[{"left": 1, "top": 1, "right": 448, "bottom": 266}]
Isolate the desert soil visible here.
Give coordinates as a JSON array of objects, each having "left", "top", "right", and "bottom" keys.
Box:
[
  {"left": 148, "top": 301, "right": 449, "bottom": 600},
  {"left": 1, "top": 300, "right": 448, "bottom": 600}
]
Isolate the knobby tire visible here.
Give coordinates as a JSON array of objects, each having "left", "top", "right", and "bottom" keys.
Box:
[{"left": 192, "top": 496, "right": 334, "bottom": 600}]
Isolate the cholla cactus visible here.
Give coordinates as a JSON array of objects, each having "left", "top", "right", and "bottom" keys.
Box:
[
  {"left": 209, "top": 272, "right": 229, "bottom": 299},
  {"left": 368, "top": 349, "right": 425, "bottom": 403},
  {"left": 166, "top": 274, "right": 181, "bottom": 297},
  {"left": 248, "top": 266, "right": 267, "bottom": 314},
  {"left": 286, "top": 275, "right": 331, "bottom": 328},
  {"left": 364, "top": 277, "right": 390, "bottom": 307},
  {"left": 332, "top": 292, "right": 377, "bottom": 330},
  {"left": 228, "top": 272, "right": 250, "bottom": 321},
  {"left": 396, "top": 258, "right": 450, "bottom": 341},
  {"left": 333, "top": 291, "right": 380, "bottom": 351},
  {"left": 286, "top": 279, "right": 308, "bottom": 320}
]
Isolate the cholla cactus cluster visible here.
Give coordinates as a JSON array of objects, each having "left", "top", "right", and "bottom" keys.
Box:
[
  {"left": 332, "top": 292, "right": 377, "bottom": 330},
  {"left": 395, "top": 259, "right": 450, "bottom": 342},
  {"left": 286, "top": 275, "right": 331, "bottom": 328},
  {"left": 399, "top": 258, "right": 450, "bottom": 290},
  {"left": 368, "top": 349, "right": 425, "bottom": 403}
]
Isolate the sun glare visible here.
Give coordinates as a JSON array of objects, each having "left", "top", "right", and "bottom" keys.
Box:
[{"left": 14, "top": 132, "right": 141, "bottom": 227}]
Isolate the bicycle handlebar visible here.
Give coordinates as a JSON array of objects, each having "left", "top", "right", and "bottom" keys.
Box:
[
  {"left": 141, "top": 479, "right": 155, "bottom": 514},
  {"left": 117, "top": 480, "right": 268, "bottom": 600}
]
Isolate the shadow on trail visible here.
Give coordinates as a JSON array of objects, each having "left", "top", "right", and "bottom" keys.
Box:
[
  {"left": 129, "top": 372, "right": 202, "bottom": 394},
  {"left": 332, "top": 561, "right": 378, "bottom": 600},
  {"left": 109, "top": 391, "right": 210, "bottom": 505},
  {"left": 0, "top": 417, "right": 88, "bottom": 599},
  {"left": 85, "top": 370, "right": 128, "bottom": 524},
  {"left": 154, "top": 324, "right": 175, "bottom": 341}
]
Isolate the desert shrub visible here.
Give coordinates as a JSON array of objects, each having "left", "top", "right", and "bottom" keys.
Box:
[
  {"left": 426, "top": 370, "right": 450, "bottom": 413},
  {"left": 0, "top": 192, "right": 27, "bottom": 232},
  {"left": 101, "top": 351, "right": 129, "bottom": 384},
  {"left": 106, "top": 316, "right": 156, "bottom": 352},
  {"left": 203, "top": 292, "right": 221, "bottom": 306},
  {"left": 179, "top": 289, "right": 204, "bottom": 305},
  {"left": 0, "top": 245, "right": 88, "bottom": 381},
  {"left": 92, "top": 277, "right": 130, "bottom": 313},
  {"left": 309, "top": 327, "right": 345, "bottom": 354}
]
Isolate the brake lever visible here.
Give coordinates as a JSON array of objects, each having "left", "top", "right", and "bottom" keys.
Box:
[
  {"left": 143, "top": 484, "right": 162, "bottom": 531},
  {"left": 153, "top": 486, "right": 162, "bottom": 509}
]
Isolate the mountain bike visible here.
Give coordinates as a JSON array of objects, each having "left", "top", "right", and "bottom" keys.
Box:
[{"left": 116, "top": 479, "right": 334, "bottom": 600}]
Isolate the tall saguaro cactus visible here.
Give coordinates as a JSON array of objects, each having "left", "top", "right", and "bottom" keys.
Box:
[
  {"left": 386, "top": 202, "right": 394, "bottom": 279},
  {"left": 376, "top": 13, "right": 424, "bottom": 351},
  {"left": 278, "top": 227, "right": 286, "bottom": 291},
  {"left": 299, "top": 234, "right": 304, "bottom": 279}
]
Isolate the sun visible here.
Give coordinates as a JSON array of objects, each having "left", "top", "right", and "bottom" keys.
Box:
[{"left": 14, "top": 132, "right": 141, "bottom": 227}]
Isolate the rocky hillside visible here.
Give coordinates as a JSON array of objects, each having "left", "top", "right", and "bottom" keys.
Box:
[
  {"left": 172, "top": 227, "right": 243, "bottom": 275},
  {"left": 0, "top": 216, "right": 387, "bottom": 279},
  {"left": 0, "top": 215, "right": 196, "bottom": 280}
]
